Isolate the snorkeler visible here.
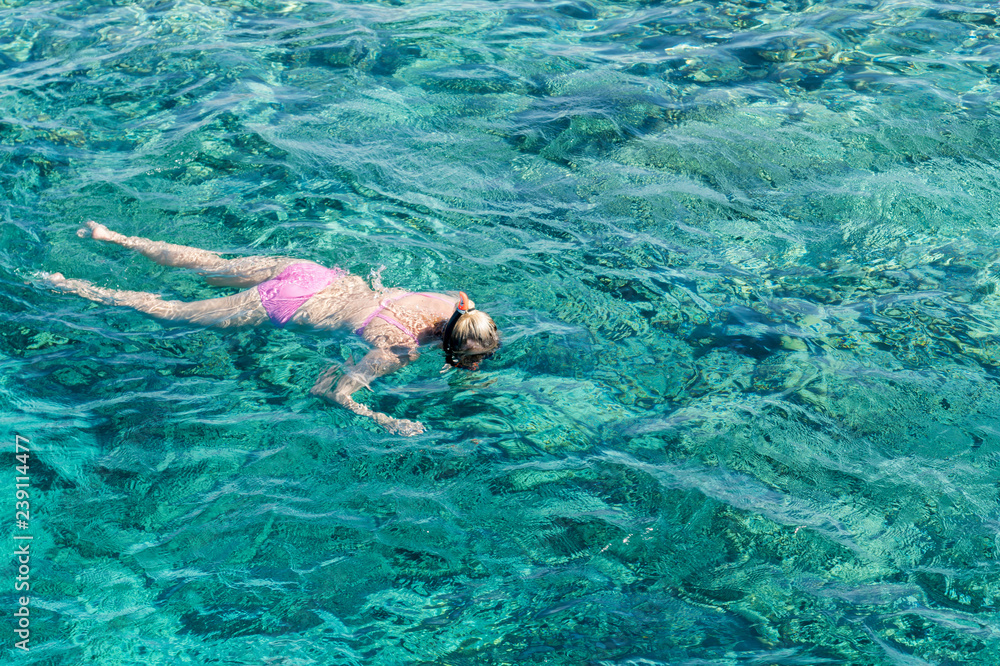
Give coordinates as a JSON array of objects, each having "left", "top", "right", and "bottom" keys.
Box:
[{"left": 42, "top": 222, "right": 499, "bottom": 436}]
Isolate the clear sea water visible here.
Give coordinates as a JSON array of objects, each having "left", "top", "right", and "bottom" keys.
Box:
[{"left": 4, "top": 0, "right": 1000, "bottom": 663}]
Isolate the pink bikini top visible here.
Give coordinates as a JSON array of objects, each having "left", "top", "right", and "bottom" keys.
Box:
[{"left": 355, "top": 292, "right": 455, "bottom": 343}]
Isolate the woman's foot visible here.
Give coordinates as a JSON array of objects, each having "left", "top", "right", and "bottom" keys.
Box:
[
  {"left": 38, "top": 270, "right": 87, "bottom": 294},
  {"left": 38, "top": 271, "right": 107, "bottom": 302},
  {"left": 77, "top": 220, "right": 121, "bottom": 242}
]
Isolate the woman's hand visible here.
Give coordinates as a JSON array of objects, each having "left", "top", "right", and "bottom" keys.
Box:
[
  {"left": 387, "top": 418, "right": 426, "bottom": 437},
  {"left": 359, "top": 405, "right": 426, "bottom": 437}
]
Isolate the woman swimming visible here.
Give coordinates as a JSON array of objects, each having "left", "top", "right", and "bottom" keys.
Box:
[{"left": 42, "top": 222, "right": 500, "bottom": 436}]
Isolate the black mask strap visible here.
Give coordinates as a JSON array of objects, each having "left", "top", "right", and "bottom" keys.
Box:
[{"left": 442, "top": 291, "right": 471, "bottom": 356}]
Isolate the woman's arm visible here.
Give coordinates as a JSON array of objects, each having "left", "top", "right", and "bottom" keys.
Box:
[{"left": 310, "top": 347, "right": 426, "bottom": 436}]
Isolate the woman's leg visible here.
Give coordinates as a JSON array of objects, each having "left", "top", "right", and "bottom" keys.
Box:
[
  {"left": 43, "top": 273, "right": 268, "bottom": 328},
  {"left": 78, "top": 221, "right": 297, "bottom": 287}
]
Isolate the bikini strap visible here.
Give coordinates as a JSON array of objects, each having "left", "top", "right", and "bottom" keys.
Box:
[
  {"left": 355, "top": 292, "right": 417, "bottom": 341},
  {"left": 373, "top": 312, "right": 419, "bottom": 343},
  {"left": 416, "top": 292, "right": 456, "bottom": 305},
  {"left": 355, "top": 292, "right": 457, "bottom": 342}
]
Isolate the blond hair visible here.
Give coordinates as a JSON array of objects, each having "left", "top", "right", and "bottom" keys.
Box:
[{"left": 450, "top": 310, "right": 499, "bottom": 352}]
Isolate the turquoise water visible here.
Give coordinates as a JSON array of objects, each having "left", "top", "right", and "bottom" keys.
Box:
[{"left": 4, "top": 0, "right": 1000, "bottom": 662}]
